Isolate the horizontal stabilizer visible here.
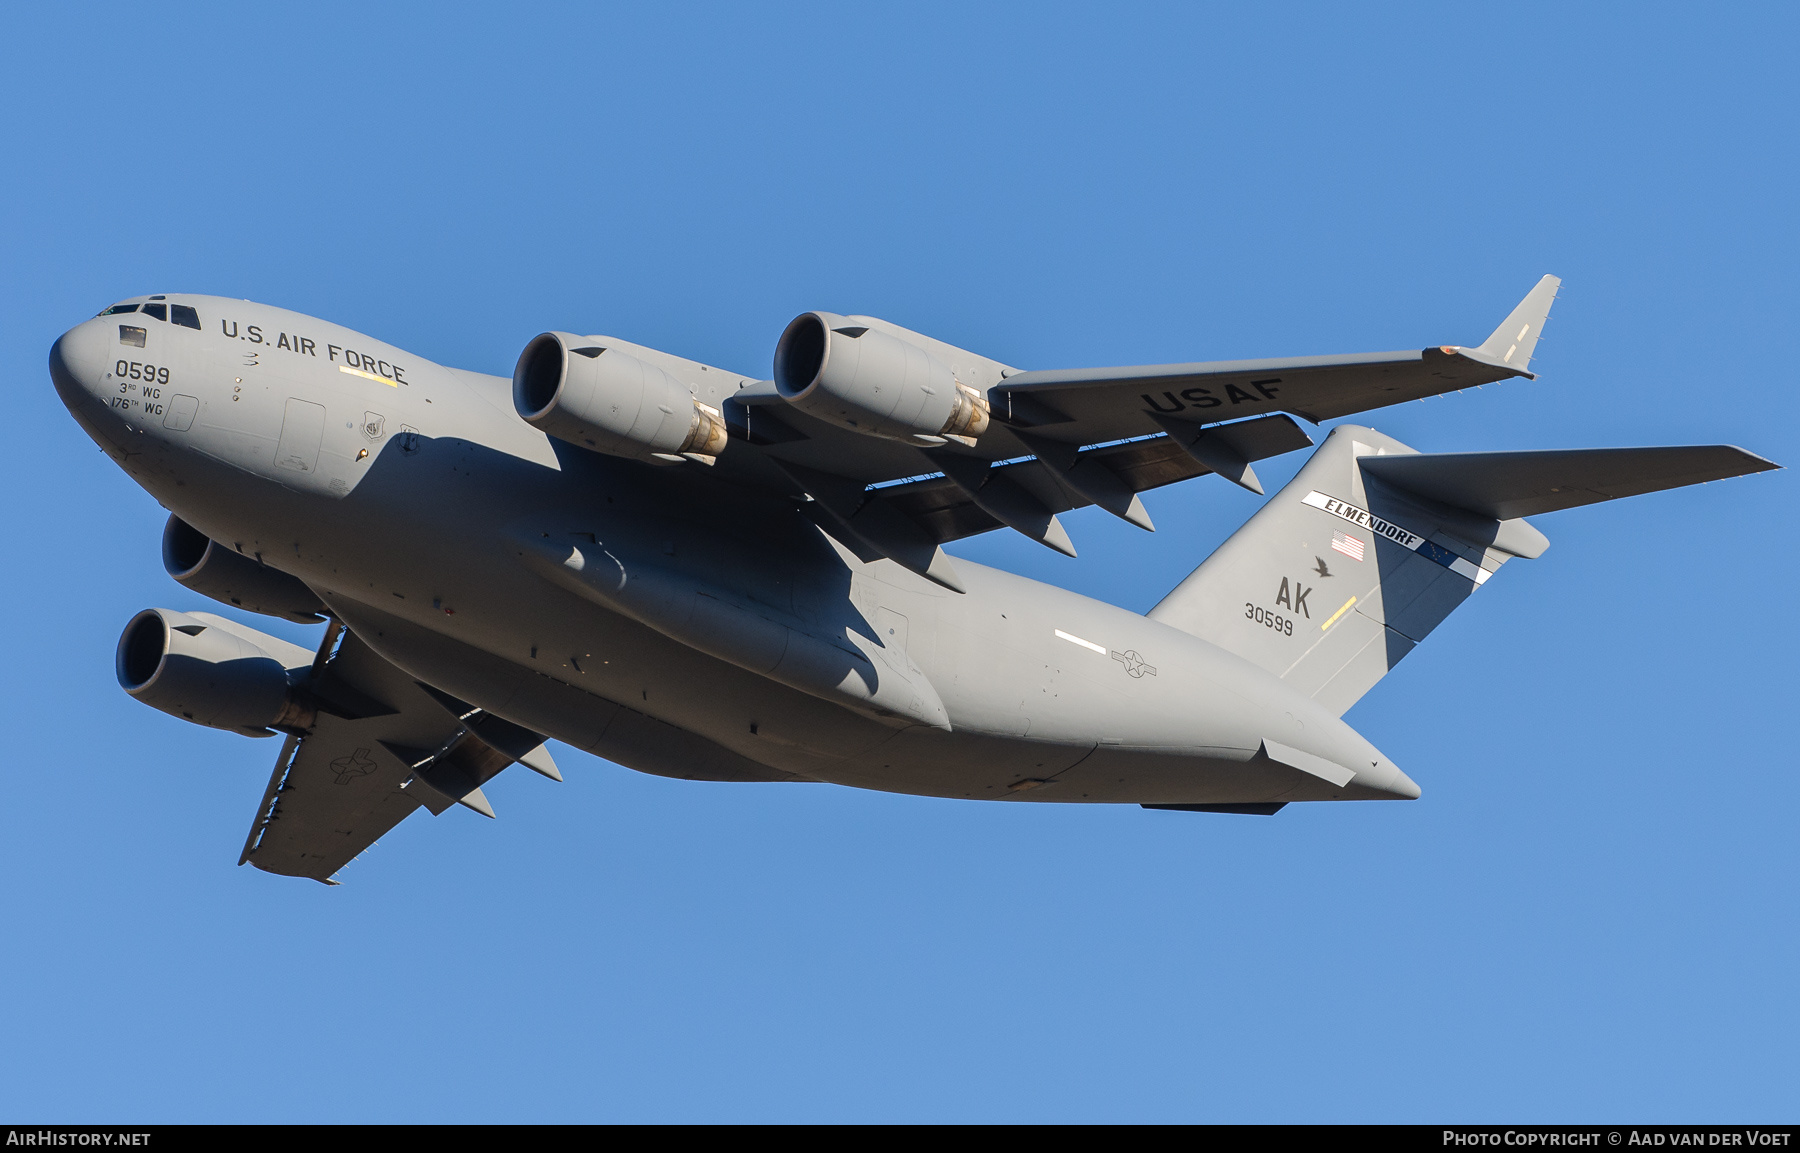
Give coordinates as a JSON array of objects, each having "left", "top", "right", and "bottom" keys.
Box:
[{"left": 1360, "top": 445, "right": 1780, "bottom": 520}]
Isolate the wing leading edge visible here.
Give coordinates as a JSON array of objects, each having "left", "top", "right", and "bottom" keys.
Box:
[{"left": 991, "top": 275, "right": 1562, "bottom": 438}]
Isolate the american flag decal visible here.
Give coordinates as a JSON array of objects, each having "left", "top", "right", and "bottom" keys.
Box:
[{"left": 1302, "top": 490, "right": 1493, "bottom": 587}]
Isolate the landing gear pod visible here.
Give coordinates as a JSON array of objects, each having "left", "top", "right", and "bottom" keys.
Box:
[
  {"left": 162, "top": 516, "right": 326, "bottom": 623},
  {"left": 513, "top": 332, "right": 728, "bottom": 462},
  {"left": 115, "top": 608, "right": 315, "bottom": 737},
  {"left": 773, "top": 312, "right": 990, "bottom": 444}
]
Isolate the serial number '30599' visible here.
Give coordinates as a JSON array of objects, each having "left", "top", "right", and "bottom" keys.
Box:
[
  {"left": 115, "top": 359, "right": 170, "bottom": 385},
  {"left": 1245, "top": 603, "right": 1295, "bottom": 636}
]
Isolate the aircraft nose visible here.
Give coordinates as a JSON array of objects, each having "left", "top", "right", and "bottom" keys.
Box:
[{"left": 48, "top": 319, "right": 109, "bottom": 408}]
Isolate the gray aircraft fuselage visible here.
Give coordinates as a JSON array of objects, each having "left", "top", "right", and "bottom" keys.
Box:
[{"left": 50, "top": 295, "right": 1417, "bottom": 806}]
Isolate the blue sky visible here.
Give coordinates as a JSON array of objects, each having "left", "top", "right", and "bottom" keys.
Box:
[{"left": 1, "top": 1, "right": 1794, "bottom": 1122}]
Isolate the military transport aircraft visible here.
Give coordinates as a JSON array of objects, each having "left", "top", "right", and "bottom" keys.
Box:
[{"left": 48, "top": 277, "right": 1776, "bottom": 883}]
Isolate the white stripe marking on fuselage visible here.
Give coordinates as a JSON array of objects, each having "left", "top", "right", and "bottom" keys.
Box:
[{"left": 1054, "top": 629, "right": 1107, "bottom": 655}]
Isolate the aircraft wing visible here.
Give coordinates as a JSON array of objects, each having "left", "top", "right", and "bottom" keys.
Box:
[
  {"left": 990, "top": 274, "right": 1561, "bottom": 436},
  {"left": 239, "top": 623, "right": 561, "bottom": 884},
  {"left": 716, "top": 278, "right": 1558, "bottom": 588}
]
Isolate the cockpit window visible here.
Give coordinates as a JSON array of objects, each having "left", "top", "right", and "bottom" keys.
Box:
[
  {"left": 141, "top": 303, "right": 167, "bottom": 322},
  {"left": 169, "top": 304, "right": 200, "bottom": 330},
  {"left": 99, "top": 304, "right": 139, "bottom": 316}
]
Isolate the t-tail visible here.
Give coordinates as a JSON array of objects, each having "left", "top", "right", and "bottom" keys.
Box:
[{"left": 1150, "top": 424, "right": 1777, "bottom": 715}]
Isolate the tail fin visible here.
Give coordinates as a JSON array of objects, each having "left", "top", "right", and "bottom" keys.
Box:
[{"left": 1149, "top": 425, "right": 1776, "bottom": 715}]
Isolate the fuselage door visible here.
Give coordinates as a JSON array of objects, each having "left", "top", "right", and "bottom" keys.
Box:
[{"left": 275, "top": 398, "right": 326, "bottom": 473}]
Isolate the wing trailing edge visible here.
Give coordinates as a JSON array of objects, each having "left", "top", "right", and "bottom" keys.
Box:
[{"left": 239, "top": 627, "right": 562, "bottom": 883}]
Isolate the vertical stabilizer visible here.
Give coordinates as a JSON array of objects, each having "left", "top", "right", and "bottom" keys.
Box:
[{"left": 1148, "top": 426, "right": 1544, "bottom": 715}]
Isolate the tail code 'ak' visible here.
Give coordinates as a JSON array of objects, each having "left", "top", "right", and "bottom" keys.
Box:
[{"left": 1149, "top": 425, "right": 1776, "bottom": 716}]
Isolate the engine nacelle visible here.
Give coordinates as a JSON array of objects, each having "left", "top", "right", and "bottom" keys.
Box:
[
  {"left": 162, "top": 516, "right": 326, "bottom": 623},
  {"left": 773, "top": 312, "right": 990, "bottom": 443},
  {"left": 115, "top": 608, "right": 315, "bottom": 737},
  {"left": 513, "top": 331, "right": 728, "bottom": 462}
]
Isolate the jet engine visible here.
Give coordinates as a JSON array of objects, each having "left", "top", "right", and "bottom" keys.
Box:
[
  {"left": 162, "top": 515, "right": 327, "bottom": 623},
  {"left": 773, "top": 311, "right": 990, "bottom": 443},
  {"left": 514, "top": 331, "right": 729, "bottom": 462},
  {"left": 115, "top": 608, "right": 316, "bottom": 737}
]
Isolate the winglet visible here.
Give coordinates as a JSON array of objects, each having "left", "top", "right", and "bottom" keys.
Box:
[{"left": 1468, "top": 274, "right": 1560, "bottom": 374}]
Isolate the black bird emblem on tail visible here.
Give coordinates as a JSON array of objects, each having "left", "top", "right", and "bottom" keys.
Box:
[{"left": 1313, "top": 556, "right": 1332, "bottom": 578}]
